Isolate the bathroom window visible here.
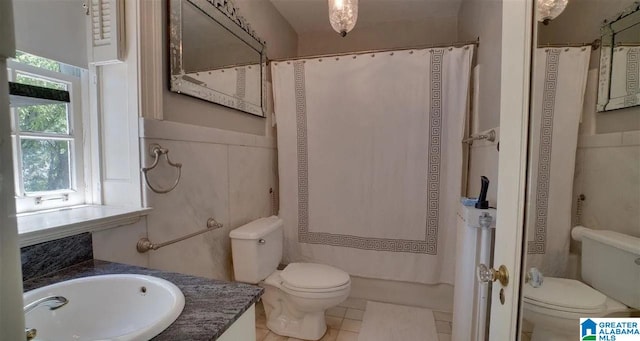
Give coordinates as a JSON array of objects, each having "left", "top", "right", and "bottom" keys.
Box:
[{"left": 7, "top": 52, "right": 88, "bottom": 213}]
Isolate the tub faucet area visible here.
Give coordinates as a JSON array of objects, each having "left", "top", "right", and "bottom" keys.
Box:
[
  {"left": 24, "top": 296, "right": 68, "bottom": 341},
  {"left": 24, "top": 295, "right": 68, "bottom": 315}
]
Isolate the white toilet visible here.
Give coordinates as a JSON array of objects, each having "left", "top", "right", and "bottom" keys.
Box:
[
  {"left": 523, "top": 226, "right": 640, "bottom": 341},
  {"left": 230, "top": 216, "right": 351, "bottom": 340}
]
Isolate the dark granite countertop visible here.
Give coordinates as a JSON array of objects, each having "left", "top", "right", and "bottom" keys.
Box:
[{"left": 23, "top": 259, "right": 264, "bottom": 341}]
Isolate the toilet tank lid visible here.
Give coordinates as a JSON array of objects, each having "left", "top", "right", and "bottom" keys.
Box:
[
  {"left": 230, "top": 216, "right": 283, "bottom": 240},
  {"left": 572, "top": 226, "right": 640, "bottom": 255}
]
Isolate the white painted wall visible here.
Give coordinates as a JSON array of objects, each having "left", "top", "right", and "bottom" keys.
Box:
[
  {"left": 296, "top": 17, "right": 459, "bottom": 56},
  {"left": 162, "top": 0, "right": 298, "bottom": 134},
  {"left": 570, "top": 73, "right": 640, "bottom": 241},
  {"left": 573, "top": 132, "right": 640, "bottom": 238},
  {"left": 140, "top": 0, "right": 292, "bottom": 280},
  {"left": 94, "top": 1, "right": 291, "bottom": 281},
  {"left": 538, "top": 0, "right": 640, "bottom": 133},
  {"left": 536, "top": 0, "right": 639, "bottom": 241},
  {"left": 458, "top": 0, "right": 503, "bottom": 205},
  {"left": 12, "top": 0, "right": 87, "bottom": 67},
  {"left": 458, "top": 0, "right": 502, "bottom": 133},
  {"left": 537, "top": 0, "right": 635, "bottom": 49}
]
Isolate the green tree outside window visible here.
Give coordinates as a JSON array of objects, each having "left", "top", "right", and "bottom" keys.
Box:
[{"left": 11, "top": 51, "right": 72, "bottom": 193}]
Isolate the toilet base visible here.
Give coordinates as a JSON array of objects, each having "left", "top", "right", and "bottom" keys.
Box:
[
  {"left": 260, "top": 280, "right": 349, "bottom": 341},
  {"left": 266, "top": 310, "right": 327, "bottom": 340}
]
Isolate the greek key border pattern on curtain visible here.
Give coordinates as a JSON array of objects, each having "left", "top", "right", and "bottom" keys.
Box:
[
  {"left": 528, "top": 49, "right": 560, "bottom": 254},
  {"left": 293, "top": 50, "right": 444, "bottom": 255},
  {"left": 236, "top": 67, "right": 247, "bottom": 111},
  {"left": 625, "top": 48, "right": 639, "bottom": 106}
]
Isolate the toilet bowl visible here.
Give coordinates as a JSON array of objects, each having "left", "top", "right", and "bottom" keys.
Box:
[
  {"left": 230, "top": 217, "right": 351, "bottom": 340},
  {"left": 523, "top": 277, "right": 629, "bottom": 341},
  {"left": 262, "top": 264, "right": 350, "bottom": 340},
  {"left": 522, "top": 227, "right": 640, "bottom": 341}
]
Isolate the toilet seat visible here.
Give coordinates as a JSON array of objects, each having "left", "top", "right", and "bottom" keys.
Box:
[
  {"left": 263, "top": 263, "right": 351, "bottom": 298},
  {"left": 281, "top": 263, "right": 350, "bottom": 291},
  {"left": 523, "top": 277, "right": 607, "bottom": 314},
  {"left": 280, "top": 282, "right": 351, "bottom": 300}
]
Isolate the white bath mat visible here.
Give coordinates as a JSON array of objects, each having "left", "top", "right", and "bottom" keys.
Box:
[{"left": 358, "top": 301, "right": 439, "bottom": 341}]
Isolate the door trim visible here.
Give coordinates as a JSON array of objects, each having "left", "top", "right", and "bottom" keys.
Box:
[{"left": 489, "top": 0, "right": 534, "bottom": 339}]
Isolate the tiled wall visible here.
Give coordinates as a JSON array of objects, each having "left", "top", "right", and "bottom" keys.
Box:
[
  {"left": 92, "top": 218, "right": 149, "bottom": 268},
  {"left": 21, "top": 233, "right": 93, "bottom": 281},
  {"left": 139, "top": 119, "right": 277, "bottom": 281},
  {"left": 572, "top": 130, "right": 640, "bottom": 238}
]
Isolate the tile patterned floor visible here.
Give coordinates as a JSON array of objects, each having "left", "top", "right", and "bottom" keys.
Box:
[{"left": 255, "top": 298, "right": 453, "bottom": 341}]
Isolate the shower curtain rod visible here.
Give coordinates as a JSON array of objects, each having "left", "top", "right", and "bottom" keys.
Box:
[
  {"left": 268, "top": 38, "right": 479, "bottom": 63},
  {"left": 537, "top": 39, "right": 601, "bottom": 51}
]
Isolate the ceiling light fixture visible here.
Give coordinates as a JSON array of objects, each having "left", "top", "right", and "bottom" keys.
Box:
[
  {"left": 328, "top": 0, "right": 358, "bottom": 37},
  {"left": 537, "top": 0, "right": 569, "bottom": 25}
]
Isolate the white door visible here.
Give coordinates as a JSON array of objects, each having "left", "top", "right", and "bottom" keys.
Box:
[
  {"left": 0, "top": 1, "right": 27, "bottom": 340},
  {"left": 487, "top": 0, "right": 534, "bottom": 339}
]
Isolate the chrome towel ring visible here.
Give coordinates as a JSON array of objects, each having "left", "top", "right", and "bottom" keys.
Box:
[{"left": 142, "top": 144, "right": 182, "bottom": 194}]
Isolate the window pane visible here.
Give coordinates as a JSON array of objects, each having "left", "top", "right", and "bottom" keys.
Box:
[
  {"left": 13, "top": 51, "right": 61, "bottom": 72},
  {"left": 17, "top": 104, "right": 69, "bottom": 134},
  {"left": 14, "top": 74, "right": 70, "bottom": 134},
  {"left": 20, "top": 138, "right": 71, "bottom": 193},
  {"left": 16, "top": 73, "right": 67, "bottom": 90}
]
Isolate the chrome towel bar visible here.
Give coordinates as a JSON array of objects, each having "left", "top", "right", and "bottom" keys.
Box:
[
  {"left": 136, "top": 218, "right": 223, "bottom": 253},
  {"left": 142, "top": 144, "right": 182, "bottom": 194}
]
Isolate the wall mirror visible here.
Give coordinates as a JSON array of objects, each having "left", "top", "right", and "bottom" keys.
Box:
[
  {"left": 169, "top": 0, "right": 267, "bottom": 117},
  {"left": 597, "top": 2, "right": 640, "bottom": 112}
]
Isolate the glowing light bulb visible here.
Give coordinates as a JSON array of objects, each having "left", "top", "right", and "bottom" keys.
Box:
[
  {"left": 537, "top": 0, "right": 569, "bottom": 24},
  {"left": 328, "top": 0, "right": 358, "bottom": 37}
]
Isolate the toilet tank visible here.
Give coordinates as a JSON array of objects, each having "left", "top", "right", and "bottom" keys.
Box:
[
  {"left": 572, "top": 226, "right": 640, "bottom": 309},
  {"left": 230, "top": 216, "right": 283, "bottom": 284}
]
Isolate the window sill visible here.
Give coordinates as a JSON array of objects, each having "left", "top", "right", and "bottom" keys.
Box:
[{"left": 18, "top": 205, "right": 152, "bottom": 247}]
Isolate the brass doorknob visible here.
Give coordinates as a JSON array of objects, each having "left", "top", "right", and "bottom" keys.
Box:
[
  {"left": 477, "top": 264, "right": 509, "bottom": 287},
  {"left": 25, "top": 328, "right": 37, "bottom": 341}
]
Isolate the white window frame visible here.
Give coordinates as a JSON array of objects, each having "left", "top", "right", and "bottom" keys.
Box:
[{"left": 7, "top": 59, "right": 90, "bottom": 213}]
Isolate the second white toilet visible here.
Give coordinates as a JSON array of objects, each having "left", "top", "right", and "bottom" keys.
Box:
[
  {"left": 522, "top": 226, "right": 640, "bottom": 341},
  {"left": 230, "top": 216, "right": 351, "bottom": 340}
]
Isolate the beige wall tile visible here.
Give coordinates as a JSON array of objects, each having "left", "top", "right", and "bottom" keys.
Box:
[{"left": 144, "top": 139, "right": 232, "bottom": 280}]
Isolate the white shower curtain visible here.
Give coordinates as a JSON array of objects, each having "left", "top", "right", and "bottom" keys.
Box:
[
  {"left": 272, "top": 46, "right": 473, "bottom": 284},
  {"left": 611, "top": 46, "right": 640, "bottom": 107},
  {"left": 526, "top": 47, "right": 591, "bottom": 277}
]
